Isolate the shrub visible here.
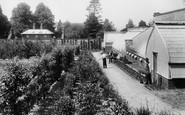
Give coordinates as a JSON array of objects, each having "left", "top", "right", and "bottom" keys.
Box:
[
  {"left": 53, "top": 96, "right": 75, "bottom": 115},
  {"left": 0, "top": 40, "right": 56, "bottom": 59},
  {"left": 76, "top": 82, "right": 102, "bottom": 115},
  {"left": 0, "top": 60, "right": 35, "bottom": 115}
]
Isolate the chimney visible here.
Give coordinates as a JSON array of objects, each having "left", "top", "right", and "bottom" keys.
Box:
[
  {"left": 33, "top": 23, "right": 35, "bottom": 29},
  {"left": 40, "top": 23, "right": 43, "bottom": 29}
]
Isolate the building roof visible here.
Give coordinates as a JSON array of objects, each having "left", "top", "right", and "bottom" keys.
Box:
[
  {"left": 21, "top": 29, "right": 54, "bottom": 35},
  {"left": 103, "top": 31, "right": 125, "bottom": 43},
  {"left": 158, "top": 25, "right": 185, "bottom": 63},
  {"left": 155, "top": 21, "right": 185, "bottom": 25},
  {"left": 112, "top": 28, "right": 147, "bottom": 54},
  {"left": 154, "top": 8, "right": 185, "bottom": 17},
  {"left": 154, "top": 8, "right": 185, "bottom": 22},
  {"left": 128, "top": 27, "right": 154, "bottom": 57}
]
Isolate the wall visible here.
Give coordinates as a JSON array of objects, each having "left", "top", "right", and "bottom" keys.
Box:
[{"left": 146, "top": 27, "right": 170, "bottom": 81}]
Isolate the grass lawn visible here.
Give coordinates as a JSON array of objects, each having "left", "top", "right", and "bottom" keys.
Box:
[{"left": 154, "top": 89, "right": 185, "bottom": 110}]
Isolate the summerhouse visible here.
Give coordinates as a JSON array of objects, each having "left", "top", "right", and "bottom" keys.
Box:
[{"left": 21, "top": 23, "right": 54, "bottom": 43}]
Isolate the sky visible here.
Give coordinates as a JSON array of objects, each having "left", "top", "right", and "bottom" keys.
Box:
[{"left": 0, "top": 0, "right": 185, "bottom": 30}]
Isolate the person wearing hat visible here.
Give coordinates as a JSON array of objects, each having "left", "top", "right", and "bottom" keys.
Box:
[
  {"left": 99, "top": 51, "right": 107, "bottom": 68},
  {"left": 145, "top": 58, "right": 152, "bottom": 84}
]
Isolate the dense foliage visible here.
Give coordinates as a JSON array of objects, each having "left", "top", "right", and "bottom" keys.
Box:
[
  {"left": 126, "top": 19, "right": 135, "bottom": 28},
  {"left": 10, "top": 2, "right": 55, "bottom": 38},
  {"left": 10, "top": 2, "right": 33, "bottom": 38},
  {"left": 55, "top": 20, "right": 63, "bottom": 38},
  {"left": 102, "top": 19, "right": 116, "bottom": 31},
  {"left": 0, "top": 46, "right": 133, "bottom": 115},
  {"left": 0, "top": 6, "right": 11, "bottom": 39},
  {"left": 86, "top": 0, "right": 102, "bottom": 20},
  {"left": 0, "top": 44, "right": 76, "bottom": 114},
  {"left": 63, "top": 21, "right": 86, "bottom": 39},
  {"left": 0, "top": 40, "right": 54, "bottom": 59},
  {"left": 0, "top": 44, "right": 174, "bottom": 114},
  {"left": 84, "top": 13, "right": 103, "bottom": 38},
  {"left": 138, "top": 20, "right": 147, "bottom": 27},
  {"left": 34, "top": 3, "right": 55, "bottom": 31}
]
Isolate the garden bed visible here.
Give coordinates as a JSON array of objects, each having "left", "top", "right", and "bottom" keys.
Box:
[{"left": 113, "top": 59, "right": 145, "bottom": 82}]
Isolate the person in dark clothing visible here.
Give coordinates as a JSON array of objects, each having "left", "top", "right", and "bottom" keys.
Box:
[
  {"left": 109, "top": 51, "right": 113, "bottom": 64},
  {"left": 145, "top": 58, "right": 152, "bottom": 84}
]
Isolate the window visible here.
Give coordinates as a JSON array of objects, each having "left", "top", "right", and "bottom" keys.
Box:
[
  {"left": 44, "top": 35, "right": 47, "bottom": 38},
  {"left": 35, "top": 35, "right": 38, "bottom": 38},
  {"left": 26, "top": 35, "right": 29, "bottom": 38}
]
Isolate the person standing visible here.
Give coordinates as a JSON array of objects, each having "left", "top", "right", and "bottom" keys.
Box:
[
  {"left": 99, "top": 52, "right": 107, "bottom": 68},
  {"left": 145, "top": 58, "right": 152, "bottom": 84},
  {"left": 109, "top": 51, "right": 113, "bottom": 64}
]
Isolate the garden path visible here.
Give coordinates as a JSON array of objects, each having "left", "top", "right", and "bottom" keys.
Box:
[{"left": 93, "top": 52, "right": 185, "bottom": 115}]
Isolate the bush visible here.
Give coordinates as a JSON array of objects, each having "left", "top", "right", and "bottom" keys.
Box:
[
  {"left": 0, "top": 60, "right": 35, "bottom": 115},
  {"left": 0, "top": 45, "right": 77, "bottom": 114},
  {"left": 76, "top": 82, "right": 102, "bottom": 115},
  {"left": 0, "top": 40, "right": 56, "bottom": 59},
  {"left": 69, "top": 50, "right": 133, "bottom": 115},
  {"left": 53, "top": 96, "right": 75, "bottom": 115}
]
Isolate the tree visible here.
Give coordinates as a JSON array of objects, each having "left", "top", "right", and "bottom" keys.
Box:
[
  {"left": 55, "top": 20, "right": 63, "bottom": 38},
  {"left": 126, "top": 19, "right": 135, "bottom": 28},
  {"left": 34, "top": 3, "right": 55, "bottom": 31},
  {"left": 102, "top": 19, "right": 116, "bottom": 31},
  {"left": 0, "top": 6, "right": 11, "bottom": 38},
  {"left": 63, "top": 21, "right": 85, "bottom": 39},
  {"left": 86, "top": 0, "right": 102, "bottom": 21},
  {"left": 138, "top": 20, "right": 147, "bottom": 27},
  {"left": 84, "top": 13, "right": 102, "bottom": 38},
  {"left": 148, "top": 20, "right": 154, "bottom": 27},
  {"left": 10, "top": 2, "right": 33, "bottom": 38}
]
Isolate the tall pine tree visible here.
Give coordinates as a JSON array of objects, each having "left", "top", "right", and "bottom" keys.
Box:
[
  {"left": 86, "top": 0, "right": 102, "bottom": 21},
  {"left": 102, "top": 19, "right": 116, "bottom": 31},
  {"left": 85, "top": 0, "right": 103, "bottom": 38}
]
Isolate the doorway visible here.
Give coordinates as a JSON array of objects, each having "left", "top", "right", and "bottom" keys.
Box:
[{"left": 153, "top": 52, "right": 158, "bottom": 84}]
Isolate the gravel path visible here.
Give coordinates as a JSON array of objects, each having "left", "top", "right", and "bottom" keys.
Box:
[{"left": 93, "top": 52, "right": 184, "bottom": 115}]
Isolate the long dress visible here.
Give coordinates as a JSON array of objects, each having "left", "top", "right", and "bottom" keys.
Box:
[
  {"left": 103, "top": 58, "right": 107, "bottom": 68},
  {"left": 102, "top": 53, "right": 107, "bottom": 68}
]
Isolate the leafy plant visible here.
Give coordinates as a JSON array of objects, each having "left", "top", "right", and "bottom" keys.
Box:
[{"left": 0, "top": 60, "right": 34, "bottom": 115}]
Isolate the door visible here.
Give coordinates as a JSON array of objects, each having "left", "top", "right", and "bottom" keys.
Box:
[{"left": 153, "top": 52, "right": 158, "bottom": 84}]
